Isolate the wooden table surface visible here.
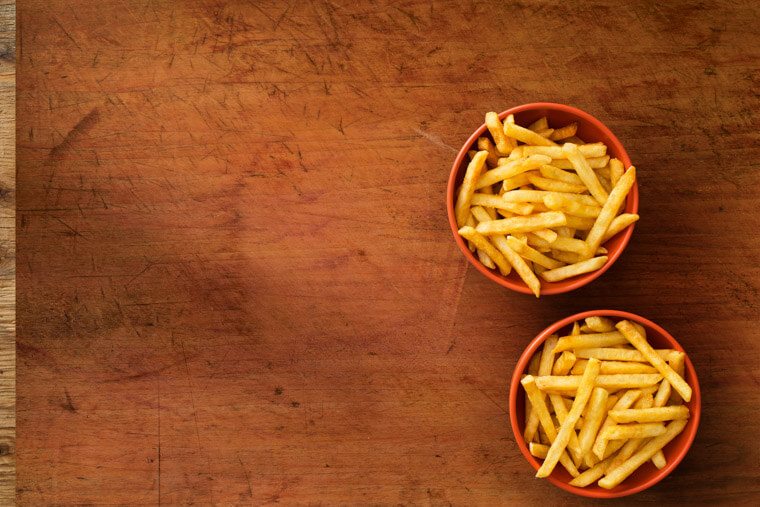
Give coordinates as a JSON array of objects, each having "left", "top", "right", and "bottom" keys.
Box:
[{"left": 16, "top": 1, "right": 760, "bottom": 505}]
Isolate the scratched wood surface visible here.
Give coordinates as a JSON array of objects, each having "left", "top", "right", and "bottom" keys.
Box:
[
  {"left": 16, "top": 1, "right": 760, "bottom": 505},
  {"left": 0, "top": 1, "right": 13, "bottom": 504}
]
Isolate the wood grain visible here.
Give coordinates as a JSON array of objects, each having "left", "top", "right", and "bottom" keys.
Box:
[
  {"left": 16, "top": 0, "right": 760, "bottom": 505},
  {"left": 0, "top": 1, "right": 13, "bottom": 504}
]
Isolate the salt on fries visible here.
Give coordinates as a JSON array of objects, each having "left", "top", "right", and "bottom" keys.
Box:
[
  {"left": 521, "top": 317, "right": 691, "bottom": 489},
  {"left": 455, "top": 112, "right": 638, "bottom": 296}
]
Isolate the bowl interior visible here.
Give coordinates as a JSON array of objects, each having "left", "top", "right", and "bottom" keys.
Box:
[
  {"left": 448, "top": 104, "right": 638, "bottom": 295},
  {"left": 510, "top": 311, "right": 700, "bottom": 498}
]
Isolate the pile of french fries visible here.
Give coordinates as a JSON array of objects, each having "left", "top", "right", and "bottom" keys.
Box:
[
  {"left": 455, "top": 112, "right": 639, "bottom": 297},
  {"left": 521, "top": 317, "right": 692, "bottom": 489}
]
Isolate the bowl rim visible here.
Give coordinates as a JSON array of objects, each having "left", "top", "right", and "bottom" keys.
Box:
[
  {"left": 446, "top": 102, "right": 639, "bottom": 295},
  {"left": 508, "top": 309, "right": 701, "bottom": 498}
]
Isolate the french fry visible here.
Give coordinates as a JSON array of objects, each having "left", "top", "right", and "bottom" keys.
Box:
[
  {"left": 504, "top": 122, "right": 557, "bottom": 147},
  {"left": 544, "top": 194, "right": 602, "bottom": 218},
  {"left": 668, "top": 353, "right": 686, "bottom": 405},
  {"left": 536, "top": 128, "right": 554, "bottom": 138},
  {"left": 571, "top": 322, "right": 581, "bottom": 335},
  {"left": 528, "top": 117, "right": 549, "bottom": 131},
  {"left": 549, "top": 122, "right": 578, "bottom": 141},
  {"left": 654, "top": 379, "right": 672, "bottom": 408},
  {"left": 539, "top": 256, "right": 608, "bottom": 283},
  {"left": 475, "top": 212, "right": 567, "bottom": 236},
  {"left": 529, "top": 442, "right": 550, "bottom": 459},
  {"left": 455, "top": 151, "right": 488, "bottom": 226},
  {"left": 548, "top": 237, "right": 589, "bottom": 254},
  {"left": 601, "top": 213, "right": 639, "bottom": 242},
  {"left": 524, "top": 336, "right": 559, "bottom": 441},
  {"left": 522, "top": 375, "right": 580, "bottom": 477},
  {"left": 477, "top": 137, "right": 500, "bottom": 166},
  {"left": 574, "top": 361, "right": 658, "bottom": 375},
  {"left": 490, "top": 235, "right": 541, "bottom": 296},
  {"left": 601, "top": 423, "right": 666, "bottom": 440},
  {"left": 536, "top": 358, "right": 600, "bottom": 478},
  {"left": 476, "top": 246, "right": 496, "bottom": 270},
  {"left": 562, "top": 143, "right": 609, "bottom": 205},
  {"left": 475, "top": 155, "right": 552, "bottom": 189},
  {"left": 477, "top": 185, "right": 498, "bottom": 219},
  {"left": 504, "top": 190, "right": 600, "bottom": 207},
  {"left": 554, "top": 332, "right": 627, "bottom": 353},
  {"left": 616, "top": 320, "right": 692, "bottom": 402},
  {"left": 585, "top": 316, "right": 616, "bottom": 333},
  {"left": 457, "top": 227, "right": 513, "bottom": 276},
  {"left": 599, "top": 419, "right": 688, "bottom": 489},
  {"left": 582, "top": 167, "right": 636, "bottom": 258},
  {"left": 471, "top": 194, "right": 535, "bottom": 215},
  {"left": 522, "top": 143, "right": 607, "bottom": 159},
  {"left": 501, "top": 172, "right": 535, "bottom": 192},
  {"left": 539, "top": 164, "right": 584, "bottom": 185},
  {"left": 608, "top": 406, "right": 689, "bottom": 423},
  {"left": 548, "top": 393, "right": 584, "bottom": 466},
  {"left": 592, "top": 389, "right": 642, "bottom": 459},
  {"left": 564, "top": 215, "right": 596, "bottom": 230},
  {"left": 575, "top": 347, "right": 681, "bottom": 363},
  {"left": 609, "top": 158, "right": 624, "bottom": 187},
  {"left": 528, "top": 174, "right": 588, "bottom": 194},
  {"left": 577, "top": 387, "right": 609, "bottom": 459},
  {"left": 551, "top": 155, "right": 610, "bottom": 170},
  {"left": 532, "top": 228, "right": 558, "bottom": 243},
  {"left": 568, "top": 453, "right": 617, "bottom": 487},
  {"left": 485, "top": 112, "right": 515, "bottom": 155},
  {"left": 470, "top": 206, "right": 494, "bottom": 225},
  {"left": 555, "top": 226, "right": 575, "bottom": 238},
  {"left": 507, "top": 236, "right": 565, "bottom": 270},
  {"left": 534, "top": 374, "right": 662, "bottom": 393},
  {"left": 552, "top": 351, "right": 577, "bottom": 375}
]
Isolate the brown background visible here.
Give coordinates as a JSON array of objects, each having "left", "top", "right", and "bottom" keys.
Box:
[
  {"left": 0, "top": 0, "right": 13, "bottom": 504},
  {"left": 16, "top": 0, "right": 760, "bottom": 505}
]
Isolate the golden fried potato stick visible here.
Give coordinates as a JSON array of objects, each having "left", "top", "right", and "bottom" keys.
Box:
[
  {"left": 575, "top": 347, "right": 681, "bottom": 363},
  {"left": 609, "top": 158, "right": 624, "bottom": 187},
  {"left": 528, "top": 174, "right": 587, "bottom": 194},
  {"left": 601, "top": 423, "right": 666, "bottom": 440},
  {"left": 457, "top": 226, "right": 512, "bottom": 275},
  {"left": 552, "top": 351, "right": 577, "bottom": 375},
  {"left": 523, "top": 143, "right": 607, "bottom": 159},
  {"left": 577, "top": 387, "right": 610, "bottom": 460},
  {"left": 455, "top": 151, "right": 488, "bottom": 226},
  {"left": 539, "top": 164, "right": 584, "bottom": 185},
  {"left": 549, "top": 122, "right": 578, "bottom": 141},
  {"left": 536, "top": 358, "right": 601, "bottom": 478},
  {"left": 534, "top": 374, "right": 662, "bottom": 393},
  {"left": 539, "top": 256, "right": 607, "bottom": 283},
  {"left": 470, "top": 194, "right": 535, "bottom": 215},
  {"left": 551, "top": 156, "right": 610, "bottom": 170},
  {"left": 543, "top": 194, "right": 602, "bottom": 219},
  {"left": 599, "top": 419, "right": 688, "bottom": 489},
  {"left": 608, "top": 406, "right": 689, "bottom": 423},
  {"left": 563, "top": 143, "right": 609, "bottom": 205},
  {"left": 489, "top": 235, "right": 541, "bottom": 297},
  {"left": 617, "top": 320, "right": 692, "bottom": 402},
  {"left": 475, "top": 154, "right": 552, "bottom": 189},
  {"left": 585, "top": 316, "right": 616, "bottom": 333},
  {"left": 505, "top": 190, "right": 600, "bottom": 206},
  {"left": 554, "top": 332, "right": 627, "bottom": 353},
  {"left": 522, "top": 375, "right": 580, "bottom": 477},
  {"left": 524, "top": 336, "right": 558, "bottom": 442},
  {"left": 475, "top": 212, "right": 567, "bottom": 236},
  {"left": 601, "top": 213, "right": 639, "bottom": 242},
  {"left": 504, "top": 122, "right": 557, "bottom": 147},
  {"left": 485, "top": 112, "right": 515, "bottom": 155},
  {"left": 477, "top": 136, "right": 500, "bottom": 166},
  {"left": 592, "top": 389, "right": 642, "bottom": 459},
  {"left": 583, "top": 167, "right": 637, "bottom": 259},
  {"left": 507, "top": 236, "right": 565, "bottom": 270}
]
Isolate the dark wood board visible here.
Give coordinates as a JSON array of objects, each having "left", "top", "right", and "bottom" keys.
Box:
[{"left": 16, "top": 1, "right": 760, "bottom": 504}]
